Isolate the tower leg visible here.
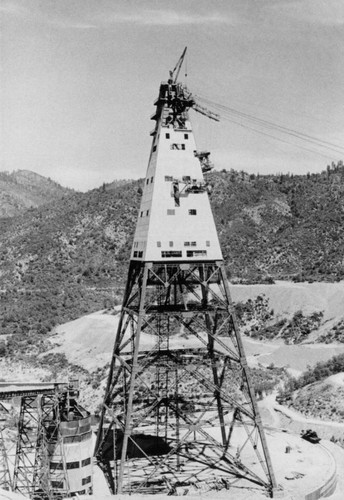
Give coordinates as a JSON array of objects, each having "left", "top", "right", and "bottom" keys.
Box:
[
  {"left": 96, "top": 261, "right": 277, "bottom": 496},
  {"left": 117, "top": 264, "right": 149, "bottom": 494},
  {"left": 219, "top": 264, "right": 277, "bottom": 493}
]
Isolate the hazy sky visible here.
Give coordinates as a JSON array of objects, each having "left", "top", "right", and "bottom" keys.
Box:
[{"left": 1, "top": 0, "right": 344, "bottom": 191}]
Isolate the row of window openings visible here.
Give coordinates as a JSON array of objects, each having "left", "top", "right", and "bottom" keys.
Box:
[
  {"left": 161, "top": 250, "right": 207, "bottom": 258},
  {"left": 133, "top": 245, "right": 210, "bottom": 258},
  {"left": 50, "top": 458, "right": 91, "bottom": 470},
  {"left": 152, "top": 134, "right": 188, "bottom": 152},
  {"left": 165, "top": 176, "right": 195, "bottom": 182},
  {"left": 166, "top": 133, "right": 188, "bottom": 140},
  {"left": 144, "top": 170, "right": 195, "bottom": 188},
  {"left": 157, "top": 241, "right": 210, "bottom": 248},
  {"left": 51, "top": 476, "right": 91, "bottom": 489},
  {"left": 153, "top": 143, "right": 186, "bottom": 152},
  {"left": 167, "top": 209, "right": 197, "bottom": 215},
  {"left": 141, "top": 209, "right": 197, "bottom": 217}
]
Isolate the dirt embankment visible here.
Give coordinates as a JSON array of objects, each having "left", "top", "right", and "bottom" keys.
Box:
[
  {"left": 48, "top": 282, "right": 344, "bottom": 375},
  {"left": 230, "top": 280, "right": 344, "bottom": 328}
]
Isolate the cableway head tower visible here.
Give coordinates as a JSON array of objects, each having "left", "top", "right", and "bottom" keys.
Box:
[{"left": 95, "top": 48, "right": 277, "bottom": 498}]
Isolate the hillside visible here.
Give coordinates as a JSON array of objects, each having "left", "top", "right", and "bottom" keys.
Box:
[
  {"left": 0, "top": 170, "right": 72, "bottom": 217},
  {"left": 277, "top": 354, "right": 344, "bottom": 423},
  {"left": 209, "top": 161, "right": 344, "bottom": 283},
  {"left": 1, "top": 162, "right": 344, "bottom": 338},
  {"left": 0, "top": 179, "right": 141, "bottom": 337}
]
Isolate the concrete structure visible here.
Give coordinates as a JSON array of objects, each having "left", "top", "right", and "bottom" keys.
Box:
[
  {"left": 50, "top": 412, "right": 93, "bottom": 496},
  {"left": 0, "top": 382, "right": 93, "bottom": 499}
]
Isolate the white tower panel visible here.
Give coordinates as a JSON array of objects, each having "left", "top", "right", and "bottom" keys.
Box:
[{"left": 131, "top": 83, "right": 222, "bottom": 263}]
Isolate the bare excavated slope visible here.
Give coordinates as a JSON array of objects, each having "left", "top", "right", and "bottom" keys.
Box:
[
  {"left": 49, "top": 282, "right": 344, "bottom": 374},
  {"left": 230, "top": 280, "right": 344, "bottom": 322}
]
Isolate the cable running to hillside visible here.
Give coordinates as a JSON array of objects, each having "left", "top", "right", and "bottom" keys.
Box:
[{"left": 194, "top": 94, "right": 344, "bottom": 157}]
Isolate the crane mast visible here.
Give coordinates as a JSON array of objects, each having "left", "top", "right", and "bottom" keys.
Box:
[{"left": 167, "top": 48, "right": 220, "bottom": 123}]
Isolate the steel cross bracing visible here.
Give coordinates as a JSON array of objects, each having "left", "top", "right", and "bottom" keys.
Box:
[
  {"left": 33, "top": 393, "right": 70, "bottom": 499},
  {"left": 13, "top": 395, "right": 39, "bottom": 496},
  {"left": 12, "top": 393, "right": 69, "bottom": 499},
  {"left": 0, "top": 429, "right": 12, "bottom": 491},
  {"left": 95, "top": 260, "right": 277, "bottom": 496}
]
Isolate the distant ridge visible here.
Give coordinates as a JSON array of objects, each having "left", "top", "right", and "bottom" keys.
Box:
[
  {"left": 1, "top": 163, "right": 344, "bottom": 339},
  {"left": 0, "top": 169, "right": 73, "bottom": 218}
]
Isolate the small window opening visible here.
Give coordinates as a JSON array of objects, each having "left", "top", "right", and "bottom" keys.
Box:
[
  {"left": 165, "top": 176, "right": 173, "bottom": 181},
  {"left": 146, "top": 179, "right": 149, "bottom": 185},
  {"left": 151, "top": 176, "right": 154, "bottom": 183},
  {"left": 161, "top": 251, "right": 182, "bottom": 258},
  {"left": 189, "top": 209, "right": 197, "bottom": 215},
  {"left": 67, "top": 461, "right": 79, "bottom": 469},
  {"left": 173, "top": 181, "right": 180, "bottom": 207},
  {"left": 206, "top": 241, "right": 210, "bottom": 247},
  {"left": 166, "top": 133, "right": 170, "bottom": 139},
  {"left": 140, "top": 211, "right": 143, "bottom": 217},
  {"left": 51, "top": 481, "right": 64, "bottom": 489},
  {"left": 184, "top": 134, "right": 189, "bottom": 139},
  {"left": 169, "top": 241, "right": 173, "bottom": 247},
  {"left": 153, "top": 145, "right": 157, "bottom": 152},
  {"left": 50, "top": 463, "right": 63, "bottom": 470},
  {"left": 187, "top": 250, "right": 207, "bottom": 257},
  {"left": 146, "top": 210, "right": 149, "bottom": 216}
]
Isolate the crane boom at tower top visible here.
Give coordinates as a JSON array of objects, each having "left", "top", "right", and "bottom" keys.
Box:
[
  {"left": 169, "top": 46, "right": 187, "bottom": 83},
  {"left": 166, "top": 47, "right": 220, "bottom": 123}
]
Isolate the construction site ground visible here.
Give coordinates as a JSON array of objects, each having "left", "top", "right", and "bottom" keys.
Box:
[
  {"left": 81, "top": 431, "right": 342, "bottom": 500},
  {"left": 83, "top": 395, "right": 344, "bottom": 500},
  {"left": 2, "top": 281, "right": 344, "bottom": 499}
]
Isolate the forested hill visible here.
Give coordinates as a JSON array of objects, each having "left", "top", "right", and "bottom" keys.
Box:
[
  {"left": 210, "top": 161, "right": 344, "bottom": 283},
  {"left": 0, "top": 170, "right": 72, "bottom": 217},
  {"left": 1, "top": 162, "right": 344, "bottom": 336}
]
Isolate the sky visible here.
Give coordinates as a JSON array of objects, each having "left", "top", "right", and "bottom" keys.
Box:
[{"left": 1, "top": 0, "right": 344, "bottom": 191}]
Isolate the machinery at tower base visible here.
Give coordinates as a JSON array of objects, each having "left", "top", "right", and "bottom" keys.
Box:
[
  {"left": 0, "top": 382, "right": 93, "bottom": 499},
  {"left": 95, "top": 48, "right": 277, "bottom": 497}
]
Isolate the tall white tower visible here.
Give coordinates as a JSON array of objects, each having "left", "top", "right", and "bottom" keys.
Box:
[
  {"left": 131, "top": 80, "right": 222, "bottom": 263},
  {"left": 96, "top": 49, "right": 277, "bottom": 497}
]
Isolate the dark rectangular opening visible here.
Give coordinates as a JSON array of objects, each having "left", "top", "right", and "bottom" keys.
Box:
[
  {"left": 67, "top": 461, "right": 79, "bottom": 469},
  {"left": 187, "top": 250, "right": 207, "bottom": 257},
  {"left": 161, "top": 251, "right": 182, "bottom": 258}
]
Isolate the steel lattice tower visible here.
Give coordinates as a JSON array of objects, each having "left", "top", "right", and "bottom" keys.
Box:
[
  {"left": 95, "top": 50, "right": 277, "bottom": 497},
  {"left": 13, "top": 393, "right": 69, "bottom": 499}
]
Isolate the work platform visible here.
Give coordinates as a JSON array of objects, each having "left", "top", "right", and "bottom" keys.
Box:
[{"left": 0, "top": 382, "right": 69, "bottom": 400}]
